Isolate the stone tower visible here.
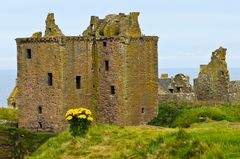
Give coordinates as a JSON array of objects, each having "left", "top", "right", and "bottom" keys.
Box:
[{"left": 16, "top": 12, "right": 158, "bottom": 131}]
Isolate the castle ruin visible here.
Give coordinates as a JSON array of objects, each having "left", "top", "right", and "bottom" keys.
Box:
[
  {"left": 194, "top": 47, "right": 230, "bottom": 102},
  {"left": 194, "top": 47, "right": 240, "bottom": 103},
  {"left": 16, "top": 13, "right": 158, "bottom": 131},
  {"left": 158, "top": 74, "right": 196, "bottom": 103}
]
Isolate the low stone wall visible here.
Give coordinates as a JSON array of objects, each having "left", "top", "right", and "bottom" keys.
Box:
[
  {"left": 158, "top": 93, "right": 197, "bottom": 104},
  {"left": 229, "top": 81, "right": 240, "bottom": 103}
]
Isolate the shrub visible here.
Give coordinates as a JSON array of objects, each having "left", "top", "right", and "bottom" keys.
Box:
[
  {"left": 65, "top": 107, "right": 93, "bottom": 137},
  {"left": 149, "top": 102, "right": 240, "bottom": 128},
  {"left": 171, "top": 107, "right": 227, "bottom": 128},
  {"left": 0, "top": 108, "right": 18, "bottom": 121},
  {"left": 148, "top": 102, "right": 183, "bottom": 126}
]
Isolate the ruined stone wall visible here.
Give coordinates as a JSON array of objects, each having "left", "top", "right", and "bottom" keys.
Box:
[
  {"left": 17, "top": 38, "right": 64, "bottom": 131},
  {"left": 194, "top": 47, "right": 230, "bottom": 102},
  {"left": 229, "top": 81, "right": 240, "bottom": 103},
  {"left": 158, "top": 93, "right": 197, "bottom": 104}
]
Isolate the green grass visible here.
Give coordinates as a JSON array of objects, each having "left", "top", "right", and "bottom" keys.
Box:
[
  {"left": 149, "top": 102, "right": 240, "bottom": 128},
  {"left": 0, "top": 107, "right": 18, "bottom": 121},
  {"left": 28, "top": 122, "right": 240, "bottom": 159}
]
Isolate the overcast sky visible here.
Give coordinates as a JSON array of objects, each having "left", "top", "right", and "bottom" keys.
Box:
[{"left": 0, "top": 0, "right": 240, "bottom": 69}]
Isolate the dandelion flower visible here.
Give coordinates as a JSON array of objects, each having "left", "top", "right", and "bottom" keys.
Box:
[
  {"left": 87, "top": 117, "right": 93, "bottom": 122},
  {"left": 78, "top": 115, "right": 87, "bottom": 119},
  {"left": 66, "top": 116, "right": 73, "bottom": 121}
]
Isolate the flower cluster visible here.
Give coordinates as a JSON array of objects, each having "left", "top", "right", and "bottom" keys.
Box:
[
  {"left": 65, "top": 107, "right": 93, "bottom": 137},
  {"left": 65, "top": 108, "right": 93, "bottom": 122}
]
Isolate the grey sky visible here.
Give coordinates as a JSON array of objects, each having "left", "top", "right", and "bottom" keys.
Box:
[{"left": 0, "top": 0, "right": 240, "bottom": 69}]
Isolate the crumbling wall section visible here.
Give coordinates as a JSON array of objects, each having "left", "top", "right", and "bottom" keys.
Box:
[
  {"left": 229, "top": 81, "right": 240, "bottom": 103},
  {"left": 83, "top": 12, "right": 142, "bottom": 38},
  {"left": 194, "top": 47, "right": 230, "bottom": 102},
  {"left": 158, "top": 93, "right": 197, "bottom": 104}
]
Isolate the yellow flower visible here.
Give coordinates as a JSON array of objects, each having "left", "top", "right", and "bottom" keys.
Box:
[
  {"left": 87, "top": 117, "right": 93, "bottom": 122},
  {"left": 73, "top": 109, "right": 80, "bottom": 116},
  {"left": 65, "top": 109, "right": 74, "bottom": 117},
  {"left": 78, "top": 108, "right": 85, "bottom": 114},
  {"left": 78, "top": 115, "right": 87, "bottom": 119},
  {"left": 66, "top": 116, "right": 73, "bottom": 120},
  {"left": 85, "top": 110, "right": 92, "bottom": 115}
]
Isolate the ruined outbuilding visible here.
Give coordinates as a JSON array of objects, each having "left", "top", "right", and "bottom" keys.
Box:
[
  {"left": 158, "top": 74, "right": 196, "bottom": 103},
  {"left": 16, "top": 13, "right": 158, "bottom": 131},
  {"left": 194, "top": 47, "right": 230, "bottom": 102}
]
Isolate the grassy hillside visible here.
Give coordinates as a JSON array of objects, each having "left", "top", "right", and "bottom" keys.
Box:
[
  {"left": 28, "top": 121, "right": 240, "bottom": 159},
  {"left": 27, "top": 103, "right": 240, "bottom": 159}
]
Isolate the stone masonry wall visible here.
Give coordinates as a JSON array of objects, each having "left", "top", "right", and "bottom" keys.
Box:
[
  {"left": 229, "top": 81, "right": 240, "bottom": 103},
  {"left": 194, "top": 47, "right": 230, "bottom": 102},
  {"left": 61, "top": 38, "right": 94, "bottom": 128},
  {"left": 17, "top": 39, "right": 64, "bottom": 131},
  {"left": 158, "top": 93, "right": 197, "bottom": 104},
  {"left": 124, "top": 37, "right": 158, "bottom": 125}
]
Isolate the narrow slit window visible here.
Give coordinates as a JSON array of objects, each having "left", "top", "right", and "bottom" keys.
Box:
[
  {"left": 76, "top": 76, "right": 81, "bottom": 89},
  {"left": 12, "top": 102, "right": 16, "bottom": 108},
  {"left": 38, "top": 122, "right": 42, "bottom": 129},
  {"left": 103, "top": 41, "right": 107, "bottom": 47},
  {"left": 38, "top": 106, "right": 42, "bottom": 114},
  {"left": 142, "top": 108, "right": 145, "bottom": 113},
  {"left": 90, "top": 24, "right": 94, "bottom": 30},
  {"left": 177, "top": 87, "right": 182, "bottom": 93},
  {"left": 111, "top": 86, "right": 115, "bottom": 95},
  {"left": 169, "top": 89, "right": 174, "bottom": 93},
  {"left": 105, "top": 60, "right": 109, "bottom": 71},
  {"left": 26, "top": 49, "right": 32, "bottom": 59},
  {"left": 48, "top": 73, "right": 53, "bottom": 86}
]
